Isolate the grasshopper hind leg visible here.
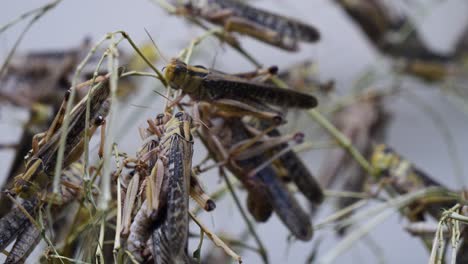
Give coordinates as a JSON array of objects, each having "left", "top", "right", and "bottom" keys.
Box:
[
  {"left": 4, "top": 220, "right": 41, "bottom": 264},
  {"left": 246, "top": 188, "right": 273, "bottom": 222},
  {"left": 0, "top": 199, "right": 38, "bottom": 252}
]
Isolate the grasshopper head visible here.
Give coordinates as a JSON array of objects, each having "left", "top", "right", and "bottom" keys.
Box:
[
  {"left": 371, "top": 144, "right": 394, "bottom": 176},
  {"left": 12, "top": 177, "right": 38, "bottom": 199},
  {"left": 164, "top": 58, "right": 188, "bottom": 90}
]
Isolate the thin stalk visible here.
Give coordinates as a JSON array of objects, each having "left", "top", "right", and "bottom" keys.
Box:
[
  {"left": 95, "top": 216, "right": 106, "bottom": 264},
  {"left": 121, "top": 70, "right": 161, "bottom": 79},
  {"left": 179, "top": 28, "right": 220, "bottom": 63},
  {"left": 314, "top": 200, "right": 369, "bottom": 230},
  {"left": 53, "top": 34, "right": 111, "bottom": 194},
  {"left": 116, "top": 31, "right": 167, "bottom": 87},
  {"left": 447, "top": 212, "right": 468, "bottom": 223},
  {"left": 319, "top": 187, "right": 450, "bottom": 263},
  {"left": 307, "top": 108, "right": 373, "bottom": 175},
  {"left": 113, "top": 146, "right": 123, "bottom": 260},
  {"left": 84, "top": 51, "right": 109, "bottom": 183},
  {"left": 221, "top": 170, "right": 269, "bottom": 264},
  {"left": 270, "top": 76, "right": 374, "bottom": 176},
  {"left": 323, "top": 190, "right": 375, "bottom": 200},
  {"left": 0, "top": 0, "right": 61, "bottom": 78},
  {"left": 189, "top": 211, "right": 242, "bottom": 263},
  {"left": 99, "top": 34, "right": 119, "bottom": 211},
  {"left": 0, "top": 1, "right": 57, "bottom": 34}
]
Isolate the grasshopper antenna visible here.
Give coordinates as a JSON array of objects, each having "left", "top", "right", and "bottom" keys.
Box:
[
  {"left": 152, "top": 89, "right": 174, "bottom": 105},
  {"left": 144, "top": 28, "right": 169, "bottom": 64},
  {"left": 210, "top": 48, "right": 219, "bottom": 69}
]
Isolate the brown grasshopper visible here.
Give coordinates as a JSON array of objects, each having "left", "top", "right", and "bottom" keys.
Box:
[
  {"left": 123, "top": 112, "right": 214, "bottom": 263},
  {"left": 334, "top": 0, "right": 449, "bottom": 61},
  {"left": 10, "top": 72, "right": 113, "bottom": 197},
  {"left": 196, "top": 101, "right": 322, "bottom": 241},
  {"left": 0, "top": 38, "right": 90, "bottom": 109},
  {"left": 172, "top": 0, "right": 320, "bottom": 51},
  {"left": 164, "top": 58, "right": 318, "bottom": 109},
  {"left": 0, "top": 161, "right": 85, "bottom": 263},
  {"left": 150, "top": 112, "right": 194, "bottom": 263}
]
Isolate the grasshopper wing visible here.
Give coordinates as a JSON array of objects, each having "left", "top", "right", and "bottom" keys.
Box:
[{"left": 203, "top": 74, "right": 318, "bottom": 108}]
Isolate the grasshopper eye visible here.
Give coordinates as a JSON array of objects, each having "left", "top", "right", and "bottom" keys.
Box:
[
  {"left": 268, "top": 65, "right": 279, "bottom": 75},
  {"left": 174, "top": 64, "right": 186, "bottom": 73},
  {"left": 94, "top": 115, "right": 105, "bottom": 125},
  {"left": 175, "top": 112, "right": 184, "bottom": 118},
  {"left": 382, "top": 146, "right": 392, "bottom": 154}
]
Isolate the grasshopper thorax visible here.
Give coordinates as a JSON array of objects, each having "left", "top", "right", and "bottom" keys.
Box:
[{"left": 164, "top": 112, "right": 194, "bottom": 142}]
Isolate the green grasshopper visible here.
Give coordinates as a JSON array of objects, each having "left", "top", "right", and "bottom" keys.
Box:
[
  {"left": 164, "top": 58, "right": 318, "bottom": 109},
  {"left": 371, "top": 144, "right": 459, "bottom": 221},
  {"left": 174, "top": 0, "right": 320, "bottom": 51}
]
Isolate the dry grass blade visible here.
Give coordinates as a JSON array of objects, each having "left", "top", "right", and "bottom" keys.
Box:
[
  {"left": 189, "top": 211, "right": 242, "bottom": 263},
  {"left": 0, "top": 0, "right": 62, "bottom": 78}
]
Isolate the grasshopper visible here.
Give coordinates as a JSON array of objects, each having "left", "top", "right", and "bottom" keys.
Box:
[
  {"left": 197, "top": 102, "right": 319, "bottom": 241},
  {"left": 164, "top": 58, "right": 318, "bottom": 109},
  {"left": 335, "top": 0, "right": 450, "bottom": 61},
  {"left": 124, "top": 112, "right": 214, "bottom": 263},
  {"left": 0, "top": 161, "right": 85, "bottom": 262},
  {"left": 0, "top": 199, "right": 38, "bottom": 254},
  {"left": 150, "top": 112, "right": 194, "bottom": 263},
  {"left": 371, "top": 144, "right": 458, "bottom": 221},
  {"left": 0, "top": 40, "right": 88, "bottom": 109},
  {"left": 5, "top": 219, "right": 42, "bottom": 264},
  {"left": 253, "top": 119, "right": 324, "bottom": 205},
  {"left": 174, "top": 0, "right": 320, "bottom": 51},
  {"left": 11, "top": 73, "right": 113, "bottom": 197}
]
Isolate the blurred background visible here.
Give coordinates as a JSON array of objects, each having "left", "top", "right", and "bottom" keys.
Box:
[{"left": 1, "top": 0, "right": 468, "bottom": 263}]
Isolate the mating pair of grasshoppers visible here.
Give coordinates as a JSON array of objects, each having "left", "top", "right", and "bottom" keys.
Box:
[{"left": 121, "top": 111, "right": 215, "bottom": 263}]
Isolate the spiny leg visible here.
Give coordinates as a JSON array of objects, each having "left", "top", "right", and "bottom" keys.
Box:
[{"left": 190, "top": 172, "right": 216, "bottom": 212}]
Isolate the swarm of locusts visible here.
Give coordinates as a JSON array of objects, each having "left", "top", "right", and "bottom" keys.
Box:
[{"left": 0, "top": 0, "right": 468, "bottom": 263}]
